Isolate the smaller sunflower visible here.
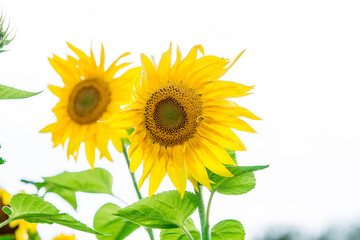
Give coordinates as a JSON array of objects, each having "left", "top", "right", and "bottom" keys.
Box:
[
  {"left": 41, "top": 43, "right": 141, "bottom": 168},
  {"left": 53, "top": 234, "right": 76, "bottom": 240},
  {"left": 0, "top": 188, "right": 38, "bottom": 240}
]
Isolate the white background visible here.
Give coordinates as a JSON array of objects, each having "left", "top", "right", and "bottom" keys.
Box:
[{"left": 1, "top": 0, "right": 360, "bottom": 239}]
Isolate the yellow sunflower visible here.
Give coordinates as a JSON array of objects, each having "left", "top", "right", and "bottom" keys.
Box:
[
  {"left": 111, "top": 44, "right": 260, "bottom": 196},
  {"left": 0, "top": 189, "right": 37, "bottom": 240},
  {"left": 53, "top": 234, "right": 76, "bottom": 240},
  {"left": 40, "top": 43, "right": 141, "bottom": 168}
]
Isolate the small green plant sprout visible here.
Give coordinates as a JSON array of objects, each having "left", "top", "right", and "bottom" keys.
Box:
[{"left": 0, "top": 11, "right": 15, "bottom": 53}]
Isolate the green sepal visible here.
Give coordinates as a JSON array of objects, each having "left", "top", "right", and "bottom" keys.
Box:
[
  {"left": 122, "top": 128, "right": 135, "bottom": 145},
  {"left": 0, "top": 84, "right": 41, "bottom": 99},
  {"left": 211, "top": 219, "right": 245, "bottom": 240},
  {"left": 93, "top": 203, "right": 139, "bottom": 240},
  {"left": 22, "top": 168, "right": 114, "bottom": 210},
  {"left": 2, "top": 193, "right": 103, "bottom": 235},
  {"left": 2, "top": 206, "right": 12, "bottom": 216},
  {"left": 113, "top": 190, "right": 198, "bottom": 229},
  {"left": 160, "top": 218, "right": 201, "bottom": 240},
  {"left": 225, "top": 149, "right": 237, "bottom": 165},
  {"left": 209, "top": 165, "right": 269, "bottom": 195}
]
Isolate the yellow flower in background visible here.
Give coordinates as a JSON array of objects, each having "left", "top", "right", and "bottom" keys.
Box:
[
  {"left": 41, "top": 43, "right": 141, "bottom": 168},
  {"left": 0, "top": 188, "right": 37, "bottom": 240},
  {"left": 53, "top": 234, "right": 76, "bottom": 240},
  {"left": 112, "top": 44, "right": 260, "bottom": 196}
]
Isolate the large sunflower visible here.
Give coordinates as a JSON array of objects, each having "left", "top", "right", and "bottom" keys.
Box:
[
  {"left": 0, "top": 189, "right": 37, "bottom": 240},
  {"left": 41, "top": 43, "right": 141, "bottom": 167},
  {"left": 112, "top": 44, "right": 260, "bottom": 196}
]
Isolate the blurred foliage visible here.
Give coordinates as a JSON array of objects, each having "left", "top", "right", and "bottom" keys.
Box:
[{"left": 255, "top": 225, "right": 360, "bottom": 240}]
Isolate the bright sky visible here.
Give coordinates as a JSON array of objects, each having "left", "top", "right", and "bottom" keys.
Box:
[{"left": 1, "top": 0, "right": 360, "bottom": 239}]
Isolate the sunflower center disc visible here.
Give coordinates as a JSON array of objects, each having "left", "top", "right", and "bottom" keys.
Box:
[
  {"left": 68, "top": 79, "right": 111, "bottom": 125},
  {"left": 155, "top": 99, "right": 185, "bottom": 129},
  {"left": 144, "top": 84, "right": 202, "bottom": 147}
]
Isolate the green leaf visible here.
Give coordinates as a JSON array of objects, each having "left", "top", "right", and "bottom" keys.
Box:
[
  {"left": 22, "top": 180, "right": 77, "bottom": 210},
  {"left": 210, "top": 165, "right": 269, "bottom": 195},
  {"left": 23, "top": 168, "right": 114, "bottom": 210},
  {"left": 0, "top": 84, "right": 41, "bottom": 99},
  {"left": 94, "top": 203, "right": 139, "bottom": 240},
  {"left": 225, "top": 149, "right": 237, "bottom": 165},
  {"left": 4, "top": 193, "right": 103, "bottom": 235},
  {"left": 160, "top": 218, "right": 200, "bottom": 240},
  {"left": 43, "top": 168, "right": 113, "bottom": 195},
  {"left": 114, "top": 191, "right": 198, "bottom": 229},
  {"left": 211, "top": 220, "right": 245, "bottom": 240}
]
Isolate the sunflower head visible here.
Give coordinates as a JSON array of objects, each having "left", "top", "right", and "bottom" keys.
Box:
[
  {"left": 40, "top": 43, "right": 142, "bottom": 168},
  {"left": 0, "top": 188, "right": 38, "bottom": 240},
  {"left": 112, "top": 44, "right": 260, "bottom": 196}
]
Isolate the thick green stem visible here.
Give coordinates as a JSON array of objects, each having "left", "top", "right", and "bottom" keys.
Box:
[
  {"left": 195, "top": 186, "right": 210, "bottom": 240},
  {"left": 122, "top": 140, "right": 154, "bottom": 240},
  {"left": 181, "top": 225, "right": 195, "bottom": 240}
]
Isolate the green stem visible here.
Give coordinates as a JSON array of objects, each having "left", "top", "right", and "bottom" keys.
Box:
[
  {"left": 122, "top": 140, "right": 143, "bottom": 200},
  {"left": 195, "top": 186, "right": 210, "bottom": 240},
  {"left": 181, "top": 225, "right": 195, "bottom": 240},
  {"left": 122, "top": 140, "right": 154, "bottom": 240},
  {"left": 205, "top": 192, "right": 215, "bottom": 239},
  {"left": 0, "top": 218, "right": 11, "bottom": 229}
]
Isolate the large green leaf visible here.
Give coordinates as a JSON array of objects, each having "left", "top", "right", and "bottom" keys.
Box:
[
  {"left": 22, "top": 168, "right": 114, "bottom": 209},
  {"left": 160, "top": 218, "right": 200, "bottom": 240},
  {"left": 0, "top": 84, "right": 40, "bottom": 99},
  {"left": 211, "top": 219, "right": 245, "bottom": 240},
  {"left": 114, "top": 191, "right": 198, "bottom": 229},
  {"left": 43, "top": 168, "right": 113, "bottom": 195},
  {"left": 93, "top": 203, "right": 139, "bottom": 240},
  {"left": 209, "top": 165, "right": 269, "bottom": 195},
  {"left": 2, "top": 193, "right": 102, "bottom": 235}
]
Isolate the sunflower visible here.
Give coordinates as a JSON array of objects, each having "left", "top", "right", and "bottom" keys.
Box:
[
  {"left": 111, "top": 44, "right": 260, "bottom": 196},
  {"left": 40, "top": 43, "right": 141, "bottom": 168},
  {"left": 53, "top": 234, "right": 76, "bottom": 240},
  {"left": 0, "top": 189, "right": 38, "bottom": 240}
]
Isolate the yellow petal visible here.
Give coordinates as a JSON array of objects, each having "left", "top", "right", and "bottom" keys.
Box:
[
  {"left": 85, "top": 137, "right": 96, "bottom": 168},
  {"left": 149, "top": 155, "right": 166, "bottom": 196},
  {"left": 100, "top": 43, "right": 105, "bottom": 70},
  {"left": 184, "top": 143, "right": 212, "bottom": 189},
  {"left": 166, "top": 146, "right": 187, "bottom": 196},
  {"left": 191, "top": 138, "right": 233, "bottom": 177},
  {"left": 198, "top": 123, "right": 246, "bottom": 151},
  {"left": 204, "top": 114, "right": 256, "bottom": 133},
  {"left": 141, "top": 54, "right": 160, "bottom": 90},
  {"left": 158, "top": 43, "right": 172, "bottom": 83}
]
